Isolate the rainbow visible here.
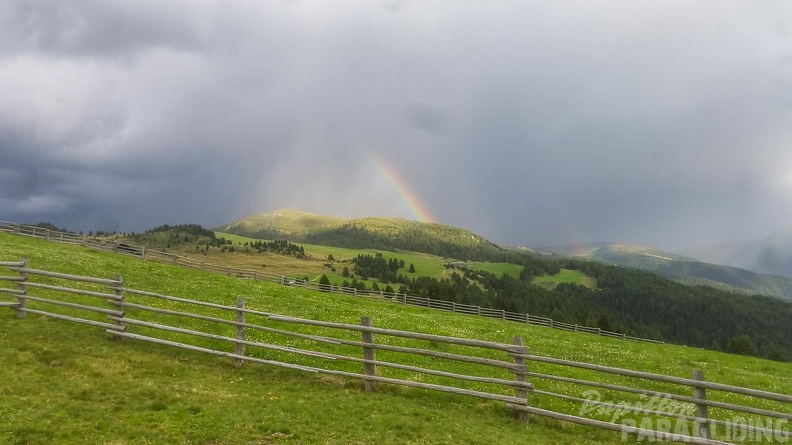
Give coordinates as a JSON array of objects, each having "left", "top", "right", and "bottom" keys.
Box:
[{"left": 369, "top": 155, "right": 435, "bottom": 223}]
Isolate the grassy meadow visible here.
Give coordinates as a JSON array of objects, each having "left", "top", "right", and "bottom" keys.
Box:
[
  {"left": 201, "top": 232, "right": 475, "bottom": 286},
  {"left": 110, "top": 230, "right": 600, "bottom": 291},
  {"left": 467, "top": 262, "right": 524, "bottom": 278},
  {"left": 532, "top": 269, "right": 598, "bottom": 289},
  {"left": 1, "top": 231, "right": 790, "bottom": 444}
]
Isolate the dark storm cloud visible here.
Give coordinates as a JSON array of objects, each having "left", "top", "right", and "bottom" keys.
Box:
[{"left": 1, "top": 0, "right": 792, "bottom": 250}]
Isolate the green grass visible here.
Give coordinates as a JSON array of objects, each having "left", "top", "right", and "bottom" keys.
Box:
[
  {"left": 217, "top": 208, "right": 343, "bottom": 236},
  {"left": 469, "top": 262, "right": 524, "bottom": 277},
  {"left": 214, "top": 231, "right": 451, "bottom": 281},
  {"left": 213, "top": 231, "right": 261, "bottom": 245},
  {"left": 532, "top": 269, "right": 598, "bottom": 289},
  {"left": 120, "top": 231, "right": 526, "bottom": 290},
  {"left": 213, "top": 233, "right": 578, "bottom": 291},
  {"left": 1, "top": 232, "right": 791, "bottom": 444},
  {"left": 217, "top": 209, "right": 508, "bottom": 262}
]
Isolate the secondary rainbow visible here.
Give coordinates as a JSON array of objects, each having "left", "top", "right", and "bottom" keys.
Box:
[{"left": 369, "top": 155, "right": 436, "bottom": 223}]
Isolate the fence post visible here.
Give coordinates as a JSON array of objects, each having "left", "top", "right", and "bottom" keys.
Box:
[
  {"left": 141, "top": 246, "right": 147, "bottom": 260},
  {"left": 226, "top": 266, "right": 231, "bottom": 277},
  {"left": 171, "top": 254, "right": 177, "bottom": 264},
  {"left": 692, "top": 370, "right": 709, "bottom": 439},
  {"left": 280, "top": 276, "right": 286, "bottom": 285},
  {"left": 15, "top": 258, "right": 28, "bottom": 319},
  {"left": 81, "top": 234, "right": 87, "bottom": 246},
  {"left": 45, "top": 229, "right": 50, "bottom": 241},
  {"left": 574, "top": 324, "right": 578, "bottom": 332},
  {"left": 109, "top": 275, "right": 125, "bottom": 339},
  {"left": 477, "top": 306, "right": 481, "bottom": 316},
  {"left": 361, "top": 316, "right": 376, "bottom": 392},
  {"left": 452, "top": 302, "right": 456, "bottom": 312},
  {"left": 501, "top": 309, "right": 506, "bottom": 320},
  {"left": 235, "top": 297, "right": 245, "bottom": 368},
  {"left": 511, "top": 337, "right": 530, "bottom": 421}
]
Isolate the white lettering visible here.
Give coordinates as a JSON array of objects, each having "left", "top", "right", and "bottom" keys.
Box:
[
  {"left": 621, "top": 419, "right": 637, "bottom": 441},
  {"left": 732, "top": 417, "right": 748, "bottom": 442},
  {"left": 755, "top": 417, "right": 773, "bottom": 442},
  {"left": 776, "top": 419, "right": 788, "bottom": 443},
  {"left": 579, "top": 389, "right": 601, "bottom": 416},
  {"left": 673, "top": 418, "right": 690, "bottom": 438},
  {"left": 639, "top": 417, "right": 656, "bottom": 442}
]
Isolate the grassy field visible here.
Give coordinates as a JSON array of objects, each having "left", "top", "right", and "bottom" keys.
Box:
[
  {"left": 210, "top": 231, "right": 505, "bottom": 286},
  {"left": 468, "top": 262, "right": 524, "bottom": 277},
  {"left": 207, "top": 232, "right": 560, "bottom": 286},
  {"left": 216, "top": 209, "right": 507, "bottom": 262},
  {"left": 532, "top": 269, "right": 598, "bottom": 289},
  {"left": 218, "top": 233, "right": 597, "bottom": 289},
  {"left": 1, "top": 232, "right": 790, "bottom": 444},
  {"left": 114, "top": 230, "right": 587, "bottom": 291}
]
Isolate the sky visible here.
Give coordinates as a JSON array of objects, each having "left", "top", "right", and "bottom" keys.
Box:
[{"left": 2, "top": 0, "right": 792, "bottom": 251}]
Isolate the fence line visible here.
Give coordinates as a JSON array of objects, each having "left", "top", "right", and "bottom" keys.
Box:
[
  {"left": 0, "top": 259, "right": 532, "bottom": 409},
  {"left": 0, "top": 259, "right": 789, "bottom": 444},
  {"left": 0, "top": 220, "right": 663, "bottom": 343}
]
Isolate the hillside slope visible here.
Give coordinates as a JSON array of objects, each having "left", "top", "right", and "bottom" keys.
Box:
[
  {"left": 537, "top": 242, "right": 792, "bottom": 301},
  {"left": 681, "top": 227, "right": 792, "bottom": 279},
  {"left": 2, "top": 231, "right": 792, "bottom": 444},
  {"left": 217, "top": 209, "right": 514, "bottom": 262}
]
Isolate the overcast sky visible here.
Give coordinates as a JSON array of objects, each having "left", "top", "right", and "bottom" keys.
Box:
[{"left": 2, "top": 0, "right": 792, "bottom": 251}]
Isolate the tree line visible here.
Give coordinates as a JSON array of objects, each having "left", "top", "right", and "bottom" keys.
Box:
[
  {"left": 352, "top": 253, "right": 415, "bottom": 283},
  {"left": 301, "top": 223, "right": 522, "bottom": 263},
  {"left": 324, "top": 256, "right": 791, "bottom": 361},
  {"left": 145, "top": 224, "right": 216, "bottom": 238},
  {"left": 246, "top": 240, "right": 306, "bottom": 258}
]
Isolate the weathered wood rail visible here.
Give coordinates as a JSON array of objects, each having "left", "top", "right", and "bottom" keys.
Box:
[
  {"left": 0, "top": 258, "right": 789, "bottom": 444},
  {"left": 0, "top": 258, "right": 532, "bottom": 410},
  {"left": 0, "top": 220, "right": 661, "bottom": 344}
]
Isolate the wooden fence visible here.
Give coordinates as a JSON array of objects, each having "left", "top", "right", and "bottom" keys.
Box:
[
  {"left": 0, "top": 220, "right": 661, "bottom": 344},
  {"left": 0, "top": 259, "right": 790, "bottom": 444}
]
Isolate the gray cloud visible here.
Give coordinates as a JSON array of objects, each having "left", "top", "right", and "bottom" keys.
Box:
[{"left": 1, "top": 0, "right": 792, "bottom": 251}]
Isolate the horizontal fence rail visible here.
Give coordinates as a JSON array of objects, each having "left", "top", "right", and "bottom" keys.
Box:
[
  {"left": 519, "top": 353, "right": 792, "bottom": 443},
  {"left": 0, "top": 220, "right": 662, "bottom": 345},
  {"left": 0, "top": 259, "right": 531, "bottom": 410},
  {"left": 0, "top": 259, "right": 789, "bottom": 444}
]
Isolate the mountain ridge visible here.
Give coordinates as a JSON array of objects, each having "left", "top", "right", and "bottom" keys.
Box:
[
  {"left": 219, "top": 210, "right": 792, "bottom": 301},
  {"left": 536, "top": 242, "right": 792, "bottom": 301},
  {"left": 216, "top": 209, "right": 516, "bottom": 262},
  {"left": 679, "top": 227, "right": 792, "bottom": 279}
]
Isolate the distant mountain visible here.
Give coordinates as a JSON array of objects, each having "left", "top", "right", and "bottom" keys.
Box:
[
  {"left": 539, "top": 243, "right": 698, "bottom": 263},
  {"left": 680, "top": 228, "right": 792, "bottom": 279},
  {"left": 216, "top": 209, "right": 516, "bottom": 262},
  {"left": 219, "top": 209, "right": 344, "bottom": 239},
  {"left": 536, "top": 242, "right": 792, "bottom": 301}
]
